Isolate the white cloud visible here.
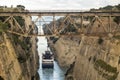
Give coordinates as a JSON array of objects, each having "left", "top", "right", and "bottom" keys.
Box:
[
  {"left": 0, "top": 0, "right": 119, "bottom": 10},
  {"left": 98, "top": 0, "right": 120, "bottom": 7}
]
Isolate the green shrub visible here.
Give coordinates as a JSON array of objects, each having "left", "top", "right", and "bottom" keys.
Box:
[
  {"left": 17, "top": 55, "right": 26, "bottom": 63},
  {"left": 0, "top": 21, "right": 8, "bottom": 33},
  {"left": 98, "top": 37, "right": 104, "bottom": 44},
  {"left": 95, "top": 59, "right": 117, "bottom": 73},
  {"left": 12, "top": 35, "right": 30, "bottom": 50},
  {"left": 93, "top": 56, "right": 96, "bottom": 62},
  {"left": 14, "top": 16, "right": 25, "bottom": 27},
  {"left": 118, "top": 57, "right": 120, "bottom": 64},
  {"left": 107, "top": 72, "right": 119, "bottom": 80},
  {"left": 94, "top": 59, "right": 118, "bottom": 80},
  {"left": 0, "top": 76, "right": 4, "bottom": 80},
  {"left": 113, "top": 35, "right": 120, "bottom": 39},
  {"left": 53, "top": 38, "right": 59, "bottom": 44}
]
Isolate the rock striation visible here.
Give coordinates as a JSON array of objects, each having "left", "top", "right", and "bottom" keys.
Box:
[
  {"left": 51, "top": 35, "right": 120, "bottom": 80},
  {"left": 0, "top": 15, "right": 39, "bottom": 80}
]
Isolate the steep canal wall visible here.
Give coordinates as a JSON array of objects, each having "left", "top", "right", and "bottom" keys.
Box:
[
  {"left": 0, "top": 15, "right": 39, "bottom": 80},
  {"left": 51, "top": 35, "right": 120, "bottom": 80}
]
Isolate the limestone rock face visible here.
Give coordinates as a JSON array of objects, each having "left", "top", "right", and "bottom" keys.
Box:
[
  {"left": 0, "top": 15, "right": 39, "bottom": 80},
  {"left": 54, "top": 37, "right": 80, "bottom": 68},
  {"left": 0, "top": 33, "right": 39, "bottom": 80},
  {"left": 0, "top": 33, "right": 24, "bottom": 80},
  {"left": 53, "top": 36, "right": 120, "bottom": 80}
]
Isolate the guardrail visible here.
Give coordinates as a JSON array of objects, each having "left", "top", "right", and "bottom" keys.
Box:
[{"left": 28, "top": 10, "right": 89, "bottom": 12}]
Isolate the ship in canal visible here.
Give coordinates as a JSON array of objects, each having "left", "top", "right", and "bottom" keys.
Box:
[{"left": 42, "top": 50, "right": 54, "bottom": 68}]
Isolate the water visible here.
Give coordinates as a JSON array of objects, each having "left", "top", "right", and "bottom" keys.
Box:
[{"left": 37, "top": 36, "right": 66, "bottom": 80}]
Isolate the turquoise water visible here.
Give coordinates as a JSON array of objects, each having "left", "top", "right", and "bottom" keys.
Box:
[{"left": 37, "top": 36, "right": 66, "bottom": 80}]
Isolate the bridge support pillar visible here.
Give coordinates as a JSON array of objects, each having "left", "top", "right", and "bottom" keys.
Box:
[
  {"left": 108, "top": 16, "right": 111, "bottom": 33},
  {"left": 81, "top": 16, "right": 83, "bottom": 33},
  {"left": 53, "top": 14, "right": 56, "bottom": 34}
]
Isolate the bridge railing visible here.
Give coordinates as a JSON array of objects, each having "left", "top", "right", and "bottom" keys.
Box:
[{"left": 28, "top": 10, "right": 89, "bottom": 12}]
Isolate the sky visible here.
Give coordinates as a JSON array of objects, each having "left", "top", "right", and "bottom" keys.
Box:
[{"left": 0, "top": 0, "right": 119, "bottom": 10}]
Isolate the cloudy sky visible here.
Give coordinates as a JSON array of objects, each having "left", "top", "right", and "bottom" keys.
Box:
[{"left": 0, "top": 0, "right": 119, "bottom": 10}]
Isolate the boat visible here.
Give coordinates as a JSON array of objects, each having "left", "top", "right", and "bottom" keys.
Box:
[{"left": 42, "top": 50, "right": 54, "bottom": 68}]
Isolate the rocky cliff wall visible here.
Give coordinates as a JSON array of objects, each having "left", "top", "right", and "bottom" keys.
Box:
[
  {"left": 52, "top": 35, "right": 120, "bottom": 80},
  {"left": 0, "top": 15, "right": 39, "bottom": 80}
]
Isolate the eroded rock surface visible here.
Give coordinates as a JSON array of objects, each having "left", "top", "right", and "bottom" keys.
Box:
[{"left": 51, "top": 35, "right": 120, "bottom": 80}]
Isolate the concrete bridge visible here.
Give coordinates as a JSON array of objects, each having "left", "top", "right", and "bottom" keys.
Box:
[{"left": 0, "top": 10, "right": 120, "bottom": 37}]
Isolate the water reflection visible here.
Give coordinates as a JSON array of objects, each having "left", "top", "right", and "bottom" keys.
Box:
[
  {"left": 41, "top": 69, "right": 53, "bottom": 80},
  {"left": 37, "top": 36, "right": 66, "bottom": 80}
]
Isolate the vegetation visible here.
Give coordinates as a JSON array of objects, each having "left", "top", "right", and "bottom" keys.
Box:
[
  {"left": 0, "top": 76, "right": 4, "bottom": 80},
  {"left": 95, "top": 59, "right": 117, "bottom": 73},
  {"left": 94, "top": 59, "right": 118, "bottom": 80},
  {"left": 0, "top": 5, "right": 26, "bottom": 34},
  {"left": 14, "top": 16, "right": 25, "bottom": 27},
  {"left": 90, "top": 4, "right": 120, "bottom": 25},
  {"left": 65, "top": 24, "right": 77, "bottom": 32},
  {"left": 99, "top": 5, "right": 114, "bottom": 10},
  {"left": 0, "top": 21, "right": 8, "bottom": 33},
  {"left": 42, "top": 24, "right": 52, "bottom": 35},
  {"left": 98, "top": 37, "right": 104, "bottom": 44},
  {"left": 114, "top": 4, "right": 120, "bottom": 25},
  {"left": 0, "top": 5, "right": 29, "bottom": 50},
  {"left": 114, "top": 17, "right": 120, "bottom": 25},
  {"left": 118, "top": 57, "right": 120, "bottom": 64},
  {"left": 66, "top": 76, "right": 74, "bottom": 80},
  {"left": 50, "top": 36, "right": 59, "bottom": 44},
  {"left": 17, "top": 55, "right": 27, "bottom": 63},
  {"left": 90, "top": 4, "right": 120, "bottom": 11},
  {"left": 0, "top": 5, "right": 25, "bottom": 12},
  {"left": 16, "top": 5, "right": 25, "bottom": 10},
  {"left": 12, "top": 34, "right": 30, "bottom": 50},
  {"left": 113, "top": 35, "right": 120, "bottom": 39},
  {"left": 0, "top": 16, "right": 10, "bottom": 35},
  {"left": 93, "top": 56, "right": 96, "bottom": 62},
  {"left": 0, "top": 5, "right": 31, "bottom": 64},
  {"left": 12, "top": 34, "right": 31, "bottom": 63},
  {"left": 90, "top": 3, "right": 120, "bottom": 30}
]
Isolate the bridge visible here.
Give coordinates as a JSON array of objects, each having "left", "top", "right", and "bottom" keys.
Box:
[
  {"left": 0, "top": 10, "right": 120, "bottom": 37},
  {"left": 0, "top": 10, "right": 120, "bottom": 16}
]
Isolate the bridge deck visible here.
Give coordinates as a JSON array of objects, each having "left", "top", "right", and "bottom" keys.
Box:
[{"left": 0, "top": 11, "right": 119, "bottom": 16}]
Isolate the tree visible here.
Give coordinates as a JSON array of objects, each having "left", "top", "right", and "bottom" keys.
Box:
[
  {"left": 14, "top": 16, "right": 25, "bottom": 27},
  {"left": 114, "top": 4, "right": 120, "bottom": 25},
  {"left": 115, "top": 4, "right": 120, "bottom": 10},
  {"left": 102, "top": 5, "right": 113, "bottom": 10},
  {"left": 16, "top": 5, "right": 25, "bottom": 10},
  {"left": 114, "top": 17, "right": 120, "bottom": 25}
]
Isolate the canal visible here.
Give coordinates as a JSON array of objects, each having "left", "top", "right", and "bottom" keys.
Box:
[{"left": 37, "top": 36, "right": 66, "bottom": 80}]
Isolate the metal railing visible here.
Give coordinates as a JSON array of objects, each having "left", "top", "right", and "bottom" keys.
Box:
[{"left": 28, "top": 10, "right": 89, "bottom": 12}]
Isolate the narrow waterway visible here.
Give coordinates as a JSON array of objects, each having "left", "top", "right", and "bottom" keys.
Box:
[{"left": 37, "top": 36, "right": 66, "bottom": 80}]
